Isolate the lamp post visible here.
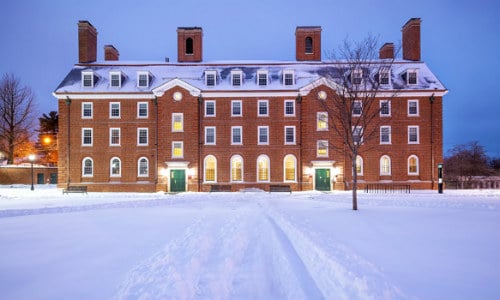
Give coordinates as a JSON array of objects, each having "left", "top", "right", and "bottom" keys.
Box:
[{"left": 28, "top": 154, "right": 35, "bottom": 191}]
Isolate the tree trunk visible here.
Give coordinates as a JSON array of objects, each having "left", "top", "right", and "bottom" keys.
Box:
[{"left": 352, "top": 156, "right": 358, "bottom": 210}]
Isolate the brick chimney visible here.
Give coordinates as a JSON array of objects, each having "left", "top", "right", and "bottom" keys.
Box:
[
  {"left": 104, "top": 45, "right": 119, "bottom": 61},
  {"left": 177, "top": 27, "right": 203, "bottom": 62},
  {"left": 295, "top": 26, "right": 322, "bottom": 61},
  {"left": 402, "top": 18, "right": 421, "bottom": 61},
  {"left": 78, "top": 20, "right": 97, "bottom": 63},
  {"left": 379, "top": 43, "right": 394, "bottom": 59}
]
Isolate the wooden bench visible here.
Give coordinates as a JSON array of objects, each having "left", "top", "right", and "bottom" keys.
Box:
[
  {"left": 209, "top": 185, "right": 232, "bottom": 192},
  {"left": 269, "top": 185, "right": 292, "bottom": 194},
  {"left": 62, "top": 185, "right": 88, "bottom": 194}
]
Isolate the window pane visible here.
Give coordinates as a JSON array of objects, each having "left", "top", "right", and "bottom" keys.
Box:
[
  {"left": 83, "top": 159, "right": 93, "bottom": 176},
  {"left": 205, "top": 101, "right": 215, "bottom": 116},
  {"left": 138, "top": 129, "right": 148, "bottom": 145},
  {"left": 285, "top": 127, "right": 295, "bottom": 144},
  {"left": 173, "top": 142, "right": 183, "bottom": 157},
  {"left": 111, "top": 74, "right": 120, "bottom": 87},
  {"left": 232, "top": 101, "right": 241, "bottom": 116},
  {"left": 138, "top": 103, "right": 148, "bottom": 117},
  {"left": 284, "top": 73, "right": 293, "bottom": 86},
  {"left": 83, "top": 103, "right": 92, "bottom": 118},
  {"left": 205, "top": 156, "right": 216, "bottom": 182},
  {"left": 231, "top": 157, "right": 243, "bottom": 181},
  {"left": 206, "top": 74, "right": 215, "bottom": 86},
  {"left": 257, "top": 157, "right": 269, "bottom": 181},
  {"left": 232, "top": 127, "right": 241, "bottom": 144},
  {"left": 138, "top": 74, "right": 148, "bottom": 87},
  {"left": 139, "top": 158, "right": 148, "bottom": 176},
  {"left": 110, "top": 103, "right": 120, "bottom": 118},
  {"left": 111, "top": 158, "right": 120, "bottom": 176},
  {"left": 258, "top": 101, "right": 268, "bottom": 116},
  {"left": 285, "top": 101, "right": 294, "bottom": 115},
  {"left": 173, "top": 114, "right": 183, "bottom": 131},
  {"left": 259, "top": 127, "right": 268, "bottom": 144},
  {"left": 232, "top": 74, "right": 241, "bottom": 86},
  {"left": 206, "top": 127, "right": 215, "bottom": 144},
  {"left": 285, "top": 156, "right": 295, "bottom": 181}
]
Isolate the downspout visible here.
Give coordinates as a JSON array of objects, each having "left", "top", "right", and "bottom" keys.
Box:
[
  {"left": 296, "top": 94, "right": 303, "bottom": 191},
  {"left": 65, "top": 96, "right": 71, "bottom": 186},
  {"left": 430, "top": 94, "right": 435, "bottom": 189},
  {"left": 154, "top": 96, "right": 159, "bottom": 190},
  {"left": 198, "top": 94, "right": 203, "bottom": 192}
]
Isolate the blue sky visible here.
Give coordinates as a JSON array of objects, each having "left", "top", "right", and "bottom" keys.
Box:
[{"left": 1, "top": 0, "right": 499, "bottom": 156}]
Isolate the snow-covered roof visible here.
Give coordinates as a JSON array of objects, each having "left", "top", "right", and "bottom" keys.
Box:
[{"left": 54, "top": 60, "right": 447, "bottom": 97}]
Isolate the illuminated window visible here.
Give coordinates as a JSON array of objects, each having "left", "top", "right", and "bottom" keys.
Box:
[
  {"left": 317, "top": 112, "right": 328, "bottom": 131},
  {"left": 356, "top": 155, "right": 363, "bottom": 175},
  {"left": 204, "top": 155, "right": 216, "bottom": 182},
  {"left": 284, "top": 155, "right": 296, "bottom": 182},
  {"left": 172, "top": 113, "right": 183, "bottom": 132},
  {"left": 380, "top": 155, "right": 391, "bottom": 175},
  {"left": 172, "top": 142, "right": 183, "bottom": 158},
  {"left": 317, "top": 140, "right": 328, "bottom": 157},
  {"left": 231, "top": 155, "right": 243, "bottom": 182},
  {"left": 408, "top": 155, "right": 419, "bottom": 175},
  {"left": 257, "top": 155, "right": 270, "bottom": 182}
]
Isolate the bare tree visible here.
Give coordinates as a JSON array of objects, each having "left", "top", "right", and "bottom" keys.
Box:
[
  {"left": 320, "top": 35, "right": 400, "bottom": 210},
  {"left": 0, "top": 73, "right": 37, "bottom": 164},
  {"left": 444, "top": 141, "right": 493, "bottom": 188}
]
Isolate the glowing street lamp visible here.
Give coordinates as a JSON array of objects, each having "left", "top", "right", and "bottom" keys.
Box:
[{"left": 28, "top": 154, "right": 35, "bottom": 191}]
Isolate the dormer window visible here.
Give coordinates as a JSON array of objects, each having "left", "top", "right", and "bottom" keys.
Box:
[
  {"left": 137, "top": 71, "right": 151, "bottom": 88},
  {"left": 379, "top": 68, "right": 391, "bottom": 85},
  {"left": 205, "top": 70, "right": 217, "bottom": 87},
  {"left": 257, "top": 70, "right": 268, "bottom": 86},
  {"left": 405, "top": 69, "right": 418, "bottom": 85},
  {"left": 82, "top": 71, "right": 94, "bottom": 88},
  {"left": 109, "top": 71, "right": 122, "bottom": 88},
  {"left": 231, "top": 70, "right": 243, "bottom": 87},
  {"left": 352, "top": 69, "right": 362, "bottom": 85},
  {"left": 283, "top": 70, "right": 295, "bottom": 86}
]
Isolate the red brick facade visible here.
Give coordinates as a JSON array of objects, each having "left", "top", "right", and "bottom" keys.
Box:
[{"left": 54, "top": 19, "right": 446, "bottom": 192}]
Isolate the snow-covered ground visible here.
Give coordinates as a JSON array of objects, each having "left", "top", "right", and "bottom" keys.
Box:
[{"left": 0, "top": 185, "right": 499, "bottom": 300}]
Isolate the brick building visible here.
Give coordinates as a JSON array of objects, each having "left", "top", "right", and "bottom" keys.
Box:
[{"left": 54, "top": 18, "right": 446, "bottom": 192}]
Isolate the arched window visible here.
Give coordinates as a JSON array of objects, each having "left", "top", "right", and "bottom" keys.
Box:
[
  {"left": 82, "top": 157, "right": 93, "bottom": 177},
  {"left": 185, "top": 37, "right": 194, "bottom": 55},
  {"left": 305, "top": 37, "right": 313, "bottom": 54},
  {"left": 138, "top": 157, "right": 149, "bottom": 177},
  {"left": 257, "top": 155, "right": 270, "bottom": 182},
  {"left": 356, "top": 155, "right": 363, "bottom": 176},
  {"left": 231, "top": 155, "right": 243, "bottom": 182},
  {"left": 408, "top": 155, "right": 419, "bottom": 175},
  {"left": 380, "top": 155, "right": 391, "bottom": 176},
  {"left": 284, "top": 155, "right": 296, "bottom": 182},
  {"left": 204, "top": 155, "right": 216, "bottom": 182},
  {"left": 110, "top": 157, "right": 121, "bottom": 177}
]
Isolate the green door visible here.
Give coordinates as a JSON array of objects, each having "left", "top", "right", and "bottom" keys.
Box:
[
  {"left": 170, "top": 170, "right": 186, "bottom": 192},
  {"left": 37, "top": 173, "right": 45, "bottom": 184},
  {"left": 315, "top": 168, "right": 331, "bottom": 191}
]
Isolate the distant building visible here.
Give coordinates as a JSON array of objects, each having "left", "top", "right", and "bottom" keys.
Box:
[{"left": 53, "top": 19, "right": 446, "bottom": 192}]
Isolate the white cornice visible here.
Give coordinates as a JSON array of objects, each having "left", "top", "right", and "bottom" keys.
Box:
[{"left": 52, "top": 92, "right": 155, "bottom": 100}]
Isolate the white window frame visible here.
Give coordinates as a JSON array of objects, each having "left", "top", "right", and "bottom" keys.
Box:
[
  {"left": 172, "top": 113, "right": 184, "bottom": 132},
  {"left": 257, "top": 70, "right": 268, "bottom": 86},
  {"left": 284, "top": 126, "right": 296, "bottom": 145},
  {"left": 284, "top": 100, "right": 295, "bottom": 116},
  {"left": 138, "top": 157, "right": 149, "bottom": 177},
  {"left": 352, "top": 69, "right": 362, "bottom": 85},
  {"left": 317, "top": 112, "right": 328, "bottom": 131},
  {"left": 137, "top": 71, "right": 150, "bottom": 88},
  {"left": 380, "top": 100, "right": 391, "bottom": 117},
  {"left": 82, "top": 128, "right": 93, "bottom": 146},
  {"left": 205, "top": 70, "right": 217, "bottom": 87},
  {"left": 82, "top": 71, "right": 94, "bottom": 88},
  {"left": 380, "top": 126, "right": 391, "bottom": 144},
  {"left": 82, "top": 157, "right": 93, "bottom": 177},
  {"left": 283, "top": 70, "right": 295, "bottom": 86},
  {"left": 352, "top": 100, "right": 362, "bottom": 116},
  {"left": 204, "top": 155, "right": 217, "bottom": 183},
  {"left": 109, "top": 71, "right": 122, "bottom": 88},
  {"left": 356, "top": 155, "right": 363, "bottom": 176},
  {"left": 137, "top": 128, "right": 148, "bottom": 146},
  {"left": 230, "top": 155, "right": 244, "bottom": 182},
  {"left": 256, "top": 155, "right": 270, "bottom": 182},
  {"left": 231, "top": 126, "right": 243, "bottom": 145},
  {"left": 407, "top": 69, "right": 418, "bottom": 85},
  {"left": 408, "top": 155, "right": 419, "bottom": 175},
  {"left": 408, "top": 100, "right": 419, "bottom": 116},
  {"left": 137, "top": 102, "right": 148, "bottom": 118},
  {"left": 258, "top": 100, "right": 269, "bottom": 117},
  {"left": 172, "top": 141, "right": 183, "bottom": 158},
  {"left": 231, "top": 100, "right": 242, "bottom": 117},
  {"left": 82, "top": 102, "right": 93, "bottom": 119},
  {"left": 205, "top": 126, "right": 216, "bottom": 145},
  {"left": 317, "top": 140, "right": 329, "bottom": 157},
  {"left": 283, "top": 154, "right": 297, "bottom": 182},
  {"left": 352, "top": 126, "right": 363, "bottom": 144},
  {"left": 110, "top": 157, "right": 121, "bottom": 177},
  {"left": 379, "top": 68, "right": 391, "bottom": 85},
  {"left": 231, "top": 70, "right": 243, "bottom": 87},
  {"left": 380, "top": 155, "right": 391, "bottom": 176},
  {"left": 109, "top": 102, "right": 120, "bottom": 119},
  {"left": 110, "top": 128, "right": 121, "bottom": 146},
  {"left": 408, "top": 126, "right": 420, "bottom": 144},
  {"left": 258, "top": 126, "right": 269, "bottom": 145},
  {"left": 205, "top": 100, "right": 216, "bottom": 117}
]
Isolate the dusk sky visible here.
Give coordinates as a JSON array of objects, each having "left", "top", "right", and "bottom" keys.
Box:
[{"left": 1, "top": 0, "right": 499, "bottom": 156}]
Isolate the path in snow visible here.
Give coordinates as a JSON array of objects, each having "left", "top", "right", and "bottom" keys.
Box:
[{"left": 114, "top": 194, "right": 408, "bottom": 300}]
